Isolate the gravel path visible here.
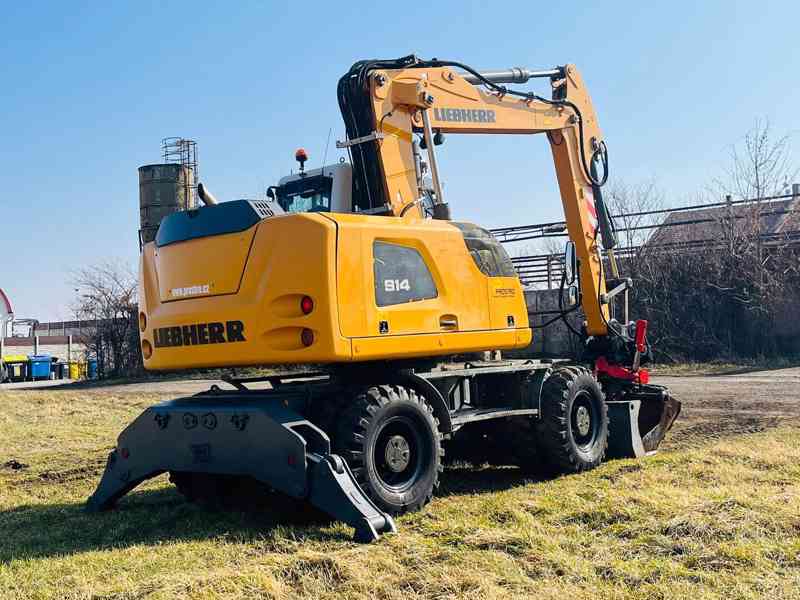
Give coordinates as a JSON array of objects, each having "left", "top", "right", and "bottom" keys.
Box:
[{"left": 652, "top": 367, "right": 800, "bottom": 449}]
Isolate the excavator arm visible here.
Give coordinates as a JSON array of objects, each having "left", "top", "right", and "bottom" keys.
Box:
[
  {"left": 338, "top": 55, "right": 679, "bottom": 461},
  {"left": 338, "top": 57, "right": 614, "bottom": 336}
]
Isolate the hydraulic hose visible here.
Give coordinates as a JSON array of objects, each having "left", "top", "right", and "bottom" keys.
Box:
[{"left": 336, "top": 56, "right": 610, "bottom": 212}]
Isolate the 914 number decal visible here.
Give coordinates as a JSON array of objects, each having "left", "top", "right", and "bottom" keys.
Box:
[{"left": 384, "top": 279, "right": 411, "bottom": 292}]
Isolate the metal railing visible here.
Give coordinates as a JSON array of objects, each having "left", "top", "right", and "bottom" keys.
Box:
[
  {"left": 32, "top": 319, "right": 98, "bottom": 338},
  {"left": 491, "top": 190, "right": 800, "bottom": 244},
  {"left": 493, "top": 190, "right": 800, "bottom": 288},
  {"left": 510, "top": 254, "right": 566, "bottom": 289}
]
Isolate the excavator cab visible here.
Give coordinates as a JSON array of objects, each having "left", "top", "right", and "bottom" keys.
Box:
[
  {"left": 270, "top": 148, "right": 441, "bottom": 218},
  {"left": 270, "top": 162, "right": 354, "bottom": 214}
]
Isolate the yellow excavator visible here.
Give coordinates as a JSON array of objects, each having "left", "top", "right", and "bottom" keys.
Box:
[{"left": 88, "top": 55, "right": 680, "bottom": 542}]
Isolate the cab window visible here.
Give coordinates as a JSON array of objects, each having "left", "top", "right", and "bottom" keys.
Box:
[
  {"left": 451, "top": 222, "right": 517, "bottom": 277},
  {"left": 373, "top": 242, "right": 438, "bottom": 306},
  {"left": 275, "top": 175, "right": 333, "bottom": 213}
]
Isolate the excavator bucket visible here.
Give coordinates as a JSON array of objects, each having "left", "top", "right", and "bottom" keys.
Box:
[
  {"left": 606, "top": 384, "right": 682, "bottom": 459},
  {"left": 86, "top": 390, "right": 396, "bottom": 543}
]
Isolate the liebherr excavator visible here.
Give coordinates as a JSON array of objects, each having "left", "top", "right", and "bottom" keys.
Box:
[{"left": 88, "top": 55, "right": 680, "bottom": 542}]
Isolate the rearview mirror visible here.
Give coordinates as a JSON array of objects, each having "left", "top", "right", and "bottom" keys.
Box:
[
  {"left": 567, "top": 284, "right": 579, "bottom": 307},
  {"left": 564, "top": 241, "right": 578, "bottom": 285}
]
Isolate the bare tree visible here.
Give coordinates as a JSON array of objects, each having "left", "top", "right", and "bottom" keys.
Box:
[
  {"left": 606, "top": 178, "right": 666, "bottom": 249},
  {"left": 630, "top": 121, "right": 800, "bottom": 360},
  {"left": 716, "top": 118, "right": 798, "bottom": 199},
  {"left": 72, "top": 261, "right": 142, "bottom": 378}
]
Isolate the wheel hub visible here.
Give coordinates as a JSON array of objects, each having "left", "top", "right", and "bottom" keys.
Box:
[
  {"left": 384, "top": 435, "right": 411, "bottom": 472},
  {"left": 575, "top": 405, "right": 591, "bottom": 437}
]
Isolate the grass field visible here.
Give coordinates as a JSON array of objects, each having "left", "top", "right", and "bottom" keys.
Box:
[{"left": 1, "top": 387, "right": 799, "bottom": 599}]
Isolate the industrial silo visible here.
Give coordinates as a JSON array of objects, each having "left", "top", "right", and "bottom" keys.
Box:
[{"left": 138, "top": 163, "right": 195, "bottom": 245}]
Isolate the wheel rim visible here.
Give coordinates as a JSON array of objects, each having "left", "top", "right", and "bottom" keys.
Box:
[
  {"left": 385, "top": 435, "right": 412, "bottom": 472},
  {"left": 571, "top": 390, "right": 599, "bottom": 450},
  {"left": 373, "top": 415, "right": 426, "bottom": 492}
]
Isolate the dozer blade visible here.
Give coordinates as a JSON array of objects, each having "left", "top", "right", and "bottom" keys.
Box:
[
  {"left": 606, "top": 385, "right": 682, "bottom": 459},
  {"left": 86, "top": 393, "right": 396, "bottom": 543}
]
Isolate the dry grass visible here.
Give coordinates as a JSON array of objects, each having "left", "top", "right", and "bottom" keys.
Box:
[{"left": 1, "top": 388, "right": 799, "bottom": 599}]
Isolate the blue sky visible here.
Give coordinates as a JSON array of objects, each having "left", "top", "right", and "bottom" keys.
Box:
[{"left": 1, "top": 1, "right": 799, "bottom": 320}]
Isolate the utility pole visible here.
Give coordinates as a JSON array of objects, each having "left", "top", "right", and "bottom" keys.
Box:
[{"left": 726, "top": 194, "right": 734, "bottom": 254}]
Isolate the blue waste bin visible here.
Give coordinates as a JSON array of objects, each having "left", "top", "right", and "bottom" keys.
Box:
[
  {"left": 28, "top": 354, "right": 52, "bottom": 380},
  {"left": 87, "top": 358, "right": 98, "bottom": 379}
]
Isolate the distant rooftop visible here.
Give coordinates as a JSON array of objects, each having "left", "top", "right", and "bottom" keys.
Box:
[{"left": 648, "top": 197, "right": 800, "bottom": 247}]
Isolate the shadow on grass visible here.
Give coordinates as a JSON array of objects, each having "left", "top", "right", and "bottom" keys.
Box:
[
  {"left": 1, "top": 465, "right": 542, "bottom": 562},
  {"left": 0, "top": 486, "right": 342, "bottom": 563},
  {"left": 437, "top": 465, "right": 537, "bottom": 498}
]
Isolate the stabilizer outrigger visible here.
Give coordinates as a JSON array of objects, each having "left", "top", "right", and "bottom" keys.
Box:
[{"left": 86, "top": 384, "right": 396, "bottom": 543}]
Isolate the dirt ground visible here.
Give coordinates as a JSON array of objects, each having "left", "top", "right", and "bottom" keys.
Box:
[
  {"left": 650, "top": 366, "right": 800, "bottom": 449},
  {"left": 7, "top": 365, "right": 800, "bottom": 451}
]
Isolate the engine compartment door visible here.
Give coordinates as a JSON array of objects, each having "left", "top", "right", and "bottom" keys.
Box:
[{"left": 153, "top": 200, "right": 276, "bottom": 302}]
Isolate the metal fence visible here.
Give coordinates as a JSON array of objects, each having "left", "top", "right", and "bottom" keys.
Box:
[
  {"left": 492, "top": 190, "right": 800, "bottom": 288},
  {"left": 510, "top": 254, "right": 566, "bottom": 289},
  {"left": 32, "top": 320, "right": 98, "bottom": 338}
]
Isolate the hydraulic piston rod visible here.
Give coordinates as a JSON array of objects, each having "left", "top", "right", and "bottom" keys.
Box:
[
  {"left": 421, "top": 108, "right": 450, "bottom": 220},
  {"left": 462, "top": 67, "right": 562, "bottom": 85}
]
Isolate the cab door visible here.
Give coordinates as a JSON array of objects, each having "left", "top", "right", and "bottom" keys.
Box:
[
  {"left": 334, "top": 214, "right": 493, "bottom": 340},
  {"left": 370, "top": 238, "right": 443, "bottom": 336}
]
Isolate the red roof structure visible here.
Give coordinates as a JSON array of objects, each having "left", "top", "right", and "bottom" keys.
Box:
[{"left": 0, "top": 288, "right": 12, "bottom": 316}]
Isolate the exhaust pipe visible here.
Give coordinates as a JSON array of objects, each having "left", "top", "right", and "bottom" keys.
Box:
[{"left": 197, "top": 182, "right": 219, "bottom": 206}]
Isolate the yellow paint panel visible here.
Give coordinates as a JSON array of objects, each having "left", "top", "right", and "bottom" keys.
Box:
[
  {"left": 141, "top": 213, "right": 352, "bottom": 370},
  {"left": 155, "top": 229, "right": 255, "bottom": 302},
  {"left": 489, "top": 277, "right": 530, "bottom": 330},
  {"left": 351, "top": 329, "right": 527, "bottom": 361},
  {"left": 330, "top": 214, "right": 493, "bottom": 338},
  {"left": 141, "top": 211, "right": 531, "bottom": 371}
]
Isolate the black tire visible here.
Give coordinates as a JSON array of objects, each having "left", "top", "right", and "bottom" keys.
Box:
[
  {"left": 535, "top": 366, "right": 608, "bottom": 474},
  {"left": 334, "top": 384, "right": 443, "bottom": 515},
  {"left": 497, "top": 416, "right": 541, "bottom": 474}
]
